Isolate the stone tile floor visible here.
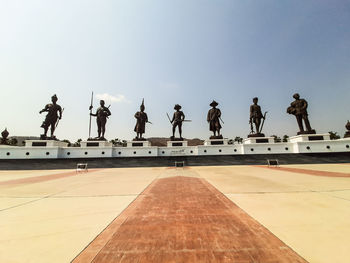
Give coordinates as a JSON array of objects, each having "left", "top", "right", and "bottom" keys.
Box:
[{"left": 1, "top": 164, "right": 350, "bottom": 262}]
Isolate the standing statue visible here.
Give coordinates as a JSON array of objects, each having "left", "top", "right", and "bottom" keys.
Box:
[
  {"left": 134, "top": 99, "right": 148, "bottom": 140},
  {"left": 249, "top": 97, "right": 267, "bottom": 137},
  {"left": 168, "top": 104, "right": 185, "bottom": 140},
  {"left": 287, "top": 93, "right": 316, "bottom": 135},
  {"left": 39, "top": 94, "right": 62, "bottom": 140},
  {"left": 207, "top": 100, "right": 223, "bottom": 139},
  {"left": 89, "top": 100, "right": 111, "bottom": 140}
]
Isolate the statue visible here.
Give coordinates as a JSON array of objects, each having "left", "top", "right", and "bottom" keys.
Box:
[
  {"left": 134, "top": 99, "right": 149, "bottom": 140},
  {"left": 39, "top": 94, "right": 62, "bottom": 140},
  {"left": 248, "top": 97, "right": 267, "bottom": 137},
  {"left": 168, "top": 104, "right": 185, "bottom": 140},
  {"left": 89, "top": 100, "right": 111, "bottom": 140},
  {"left": 287, "top": 93, "right": 316, "bottom": 135},
  {"left": 1, "top": 128, "right": 9, "bottom": 145},
  {"left": 207, "top": 100, "right": 223, "bottom": 139},
  {"left": 345, "top": 120, "right": 350, "bottom": 138}
]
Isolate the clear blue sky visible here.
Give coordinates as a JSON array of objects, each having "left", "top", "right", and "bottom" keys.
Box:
[{"left": 1, "top": 0, "right": 349, "bottom": 141}]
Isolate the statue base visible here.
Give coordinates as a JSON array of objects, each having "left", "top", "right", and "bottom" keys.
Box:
[
  {"left": 247, "top": 133, "right": 265, "bottom": 138},
  {"left": 243, "top": 137, "right": 274, "bottom": 144},
  {"left": 204, "top": 138, "right": 228, "bottom": 146},
  {"left": 40, "top": 135, "right": 58, "bottom": 140},
  {"left": 80, "top": 141, "right": 112, "bottom": 147},
  {"left": 132, "top": 137, "right": 147, "bottom": 141},
  {"left": 25, "top": 140, "right": 68, "bottom": 147},
  {"left": 87, "top": 137, "right": 107, "bottom": 141},
  {"left": 297, "top": 130, "right": 316, "bottom": 135},
  {"left": 170, "top": 136, "right": 185, "bottom": 141},
  {"left": 127, "top": 140, "right": 151, "bottom": 147},
  {"left": 167, "top": 140, "right": 188, "bottom": 147},
  {"left": 209, "top": 135, "right": 223, "bottom": 140},
  {"left": 344, "top": 131, "right": 350, "bottom": 138},
  {"left": 289, "top": 133, "right": 330, "bottom": 143}
]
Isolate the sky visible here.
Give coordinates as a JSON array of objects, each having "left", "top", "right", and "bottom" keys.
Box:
[{"left": 0, "top": 0, "right": 349, "bottom": 142}]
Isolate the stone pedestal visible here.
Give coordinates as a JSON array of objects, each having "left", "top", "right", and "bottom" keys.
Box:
[
  {"left": 127, "top": 140, "right": 151, "bottom": 147},
  {"left": 204, "top": 139, "right": 229, "bottom": 146},
  {"left": 25, "top": 140, "right": 68, "bottom": 147},
  {"left": 243, "top": 137, "right": 275, "bottom": 144},
  {"left": 80, "top": 141, "right": 112, "bottom": 147},
  {"left": 297, "top": 130, "right": 316, "bottom": 135},
  {"left": 167, "top": 141, "right": 188, "bottom": 147},
  {"left": 289, "top": 133, "right": 330, "bottom": 143}
]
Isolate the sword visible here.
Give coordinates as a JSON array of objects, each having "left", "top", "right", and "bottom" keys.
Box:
[
  {"left": 259, "top": 111, "right": 268, "bottom": 134},
  {"left": 166, "top": 113, "right": 172, "bottom": 124},
  {"left": 219, "top": 116, "right": 225, "bottom": 124},
  {"left": 55, "top": 108, "right": 64, "bottom": 128},
  {"left": 147, "top": 121, "right": 153, "bottom": 124}
]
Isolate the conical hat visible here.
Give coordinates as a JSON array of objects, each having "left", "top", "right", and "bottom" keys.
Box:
[{"left": 210, "top": 100, "right": 218, "bottom": 107}]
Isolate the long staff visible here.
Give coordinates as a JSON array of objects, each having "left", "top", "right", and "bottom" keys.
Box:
[{"left": 88, "top": 92, "right": 94, "bottom": 138}]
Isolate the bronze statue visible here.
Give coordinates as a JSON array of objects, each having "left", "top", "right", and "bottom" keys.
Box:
[
  {"left": 287, "top": 93, "right": 316, "bottom": 135},
  {"left": 168, "top": 104, "right": 185, "bottom": 140},
  {"left": 39, "top": 94, "right": 62, "bottom": 139},
  {"left": 89, "top": 100, "right": 111, "bottom": 140},
  {"left": 345, "top": 120, "right": 350, "bottom": 138},
  {"left": 134, "top": 99, "right": 148, "bottom": 140},
  {"left": 1, "top": 128, "right": 9, "bottom": 145},
  {"left": 249, "top": 97, "right": 267, "bottom": 137},
  {"left": 207, "top": 100, "right": 223, "bottom": 138}
]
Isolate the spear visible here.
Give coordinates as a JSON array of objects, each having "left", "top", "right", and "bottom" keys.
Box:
[{"left": 88, "top": 92, "right": 94, "bottom": 138}]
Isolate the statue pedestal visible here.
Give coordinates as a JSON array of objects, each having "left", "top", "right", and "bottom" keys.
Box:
[
  {"left": 80, "top": 141, "right": 112, "bottom": 147},
  {"left": 127, "top": 141, "right": 151, "bottom": 147},
  {"left": 167, "top": 141, "right": 188, "bottom": 147},
  {"left": 289, "top": 133, "right": 330, "bottom": 143},
  {"left": 204, "top": 139, "right": 229, "bottom": 146},
  {"left": 243, "top": 137, "right": 275, "bottom": 144},
  {"left": 25, "top": 140, "right": 68, "bottom": 147}
]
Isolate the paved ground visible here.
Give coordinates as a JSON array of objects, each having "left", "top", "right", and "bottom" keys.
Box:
[{"left": 1, "top": 164, "right": 350, "bottom": 262}]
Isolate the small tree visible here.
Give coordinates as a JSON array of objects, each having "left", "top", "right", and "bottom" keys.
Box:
[
  {"left": 62, "top": 139, "right": 71, "bottom": 147},
  {"left": 234, "top": 136, "right": 243, "bottom": 144},
  {"left": 73, "top": 139, "right": 82, "bottom": 147},
  {"left": 9, "top": 138, "right": 18, "bottom": 146},
  {"left": 271, "top": 135, "right": 281, "bottom": 143},
  {"left": 328, "top": 131, "right": 340, "bottom": 140},
  {"left": 228, "top": 139, "right": 234, "bottom": 145},
  {"left": 282, "top": 135, "right": 289, "bottom": 142}
]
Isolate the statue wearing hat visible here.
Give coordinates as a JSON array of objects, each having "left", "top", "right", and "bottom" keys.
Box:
[
  {"left": 170, "top": 104, "right": 185, "bottom": 140},
  {"left": 134, "top": 99, "right": 148, "bottom": 140},
  {"left": 207, "top": 100, "right": 223, "bottom": 138},
  {"left": 39, "top": 94, "right": 62, "bottom": 139},
  {"left": 89, "top": 100, "right": 111, "bottom": 140},
  {"left": 287, "top": 93, "right": 315, "bottom": 135}
]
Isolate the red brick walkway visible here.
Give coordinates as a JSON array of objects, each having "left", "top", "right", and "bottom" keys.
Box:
[{"left": 73, "top": 176, "right": 307, "bottom": 262}]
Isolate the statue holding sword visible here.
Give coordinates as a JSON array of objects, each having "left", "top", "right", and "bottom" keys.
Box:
[
  {"left": 134, "top": 98, "right": 151, "bottom": 140},
  {"left": 249, "top": 97, "right": 267, "bottom": 137},
  {"left": 167, "top": 104, "right": 190, "bottom": 140}
]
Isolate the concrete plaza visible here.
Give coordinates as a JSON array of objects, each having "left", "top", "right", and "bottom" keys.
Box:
[{"left": 1, "top": 164, "right": 350, "bottom": 262}]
